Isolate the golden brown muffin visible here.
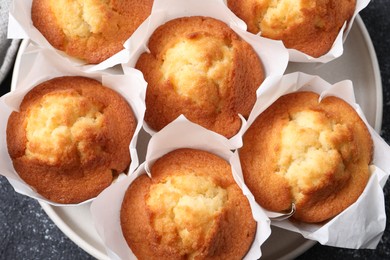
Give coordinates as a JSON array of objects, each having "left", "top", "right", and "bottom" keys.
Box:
[
  {"left": 227, "top": 0, "right": 356, "bottom": 57},
  {"left": 6, "top": 76, "right": 136, "bottom": 204},
  {"left": 135, "top": 16, "right": 264, "bottom": 138},
  {"left": 31, "top": 0, "right": 153, "bottom": 64},
  {"left": 240, "top": 91, "right": 373, "bottom": 223},
  {"left": 121, "top": 149, "right": 256, "bottom": 259}
]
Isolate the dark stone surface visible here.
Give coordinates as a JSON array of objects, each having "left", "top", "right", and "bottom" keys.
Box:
[{"left": 0, "top": 1, "right": 389, "bottom": 259}]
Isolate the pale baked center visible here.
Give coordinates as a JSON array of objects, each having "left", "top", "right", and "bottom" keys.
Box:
[
  {"left": 146, "top": 175, "right": 228, "bottom": 258},
  {"left": 25, "top": 90, "right": 105, "bottom": 165},
  {"left": 276, "top": 110, "right": 353, "bottom": 201},
  {"left": 49, "top": 0, "right": 119, "bottom": 38},
  {"left": 256, "top": 0, "right": 323, "bottom": 35},
  {"left": 160, "top": 34, "right": 233, "bottom": 106}
]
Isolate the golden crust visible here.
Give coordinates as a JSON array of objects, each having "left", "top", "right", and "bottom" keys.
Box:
[
  {"left": 136, "top": 16, "right": 264, "bottom": 138},
  {"left": 227, "top": 0, "right": 356, "bottom": 57},
  {"left": 121, "top": 149, "right": 256, "bottom": 259},
  {"left": 6, "top": 76, "right": 136, "bottom": 204},
  {"left": 31, "top": 0, "right": 153, "bottom": 64},
  {"left": 240, "top": 92, "right": 373, "bottom": 223}
]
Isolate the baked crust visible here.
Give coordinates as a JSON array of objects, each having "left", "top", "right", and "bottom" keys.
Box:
[
  {"left": 7, "top": 76, "right": 136, "bottom": 203},
  {"left": 227, "top": 0, "right": 356, "bottom": 57},
  {"left": 240, "top": 91, "right": 373, "bottom": 223},
  {"left": 121, "top": 149, "right": 256, "bottom": 259},
  {"left": 135, "top": 16, "right": 264, "bottom": 138},
  {"left": 31, "top": 0, "right": 153, "bottom": 64}
]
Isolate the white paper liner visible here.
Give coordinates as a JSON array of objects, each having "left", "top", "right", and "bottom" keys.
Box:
[
  {"left": 119, "top": 0, "right": 289, "bottom": 148},
  {"left": 7, "top": 0, "right": 131, "bottom": 71},
  {"left": 222, "top": 0, "right": 370, "bottom": 63},
  {"left": 0, "top": 44, "right": 147, "bottom": 206},
  {"left": 236, "top": 72, "right": 390, "bottom": 249},
  {"left": 90, "top": 116, "right": 272, "bottom": 260}
]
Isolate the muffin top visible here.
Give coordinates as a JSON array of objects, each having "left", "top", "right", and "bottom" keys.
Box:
[
  {"left": 136, "top": 16, "right": 264, "bottom": 138},
  {"left": 7, "top": 76, "right": 136, "bottom": 203},
  {"left": 121, "top": 149, "right": 257, "bottom": 259},
  {"left": 32, "top": 0, "right": 153, "bottom": 63},
  {"left": 24, "top": 89, "right": 105, "bottom": 164},
  {"left": 227, "top": 0, "right": 356, "bottom": 57},
  {"left": 240, "top": 91, "right": 373, "bottom": 222}
]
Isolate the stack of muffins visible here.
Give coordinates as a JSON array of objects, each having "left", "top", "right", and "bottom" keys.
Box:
[{"left": 1, "top": 0, "right": 386, "bottom": 259}]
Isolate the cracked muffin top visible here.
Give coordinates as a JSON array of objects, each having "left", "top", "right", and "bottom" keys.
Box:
[
  {"left": 240, "top": 91, "right": 372, "bottom": 223},
  {"left": 121, "top": 148, "right": 257, "bottom": 259},
  {"left": 7, "top": 76, "right": 136, "bottom": 203},
  {"left": 135, "top": 16, "right": 264, "bottom": 138},
  {"left": 227, "top": 0, "right": 356, "bottom": 57},
  {"left": 32, "top": 0, "right": 153, "bottom": 63}
]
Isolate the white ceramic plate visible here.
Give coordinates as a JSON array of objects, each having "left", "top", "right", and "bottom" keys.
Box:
[{"left": 11, "top": 16, "right": 382, "bottom": 260}]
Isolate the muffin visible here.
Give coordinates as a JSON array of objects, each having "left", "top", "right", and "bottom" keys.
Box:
[
  {"left": 121, "top": 149, "right": 256, "bottom": 259},
  {"left": 6, "top": 76, "right": 136, "bottom": 204},
  {"left": 226, "top": 0, "right": 356, "bottom": 57},
  {"left": 31, "top": 0, "right": 153, "bottom": 64},
  {"left": 135, "top": 16, "right": 264, "bottom": 138},
  {"left": 240, "top": 91, "right": 373, "bottom": 223}
]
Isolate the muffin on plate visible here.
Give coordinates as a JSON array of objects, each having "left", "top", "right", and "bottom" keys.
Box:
[
  {"left": 135, "top": 16, "right": 264, "bottom": 138},
  {"left": 240, "top": 91, "right": 373, "bottom": 223},
  {"left": 6, "top": 76, "right": 136, "bottom": 204},
  {"left": 32, "top": 0, "right": 153, "bottom": 64},
  {"left": 121, "top": 148, "right": 257, "bottom": 259},
  {"left": 226, "top": 0, "right": 356, "bottom": 57}
]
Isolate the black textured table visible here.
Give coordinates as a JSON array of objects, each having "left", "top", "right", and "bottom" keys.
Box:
[{"left": 1, "top": 1, "right": 389, "bottom": 259}]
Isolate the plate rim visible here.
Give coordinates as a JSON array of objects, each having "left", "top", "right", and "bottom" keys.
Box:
[
  {"left": 10, "top": 15, "right": 383, "bottom": 260},
  {"left": 355, "top": 16, "right": 383, "bottom": 132}
]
